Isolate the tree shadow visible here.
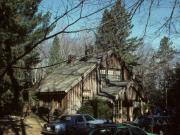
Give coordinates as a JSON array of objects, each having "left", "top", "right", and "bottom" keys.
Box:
[{"left": 0, "top": 116, "right": 27, "bottom": 135}]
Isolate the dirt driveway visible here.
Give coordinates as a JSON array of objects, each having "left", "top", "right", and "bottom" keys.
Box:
[{"left": 24, "top": 114, "right": 45, "bottom": 135}]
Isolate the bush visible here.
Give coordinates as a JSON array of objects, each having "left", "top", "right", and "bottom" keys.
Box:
[
  {"left": 37, "top": 107, "right": 50, "bottom": 115},
  {"left": 53, "top": 109, "right": 63, "bottom": 118},
  {"left": 77, "top": 98, "right": 112, "bottom": 119}
]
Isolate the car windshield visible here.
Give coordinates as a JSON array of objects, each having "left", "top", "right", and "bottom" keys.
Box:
[
  {"left": 143, "top": 117, "right": 152, "bottom": 124},
  {"left": 135, "top": 116, "right": 152, "bottom": 125},
  {"left": 59, "top": 116, "right": 72, "bottom": 121},
  {"left": 84, "top": 115, "right": 95, "bottom": 121}
]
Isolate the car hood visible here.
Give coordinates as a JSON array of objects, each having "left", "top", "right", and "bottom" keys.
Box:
[
  {"left": 87, "top": 119, "right": 105, "bottom": 124},
  {"left": 146, "top": 132, "right": 158, "bottom": 135},
  {"left": 46, "top": 121, "right": 65, "bottom": 126}
]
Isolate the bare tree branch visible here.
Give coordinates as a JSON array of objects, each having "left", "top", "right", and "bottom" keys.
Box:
[
  {"left": 143, "top": 0, "right": 154, "bottom": 37},
  {"left": 0, "top": 2, "right": 114, "bottom": 78}
]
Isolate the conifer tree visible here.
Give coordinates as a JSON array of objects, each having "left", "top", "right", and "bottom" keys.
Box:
[
  {"left": 0, "top": 0, "right": 53, "bottom": 114},
  {"left": 48, "top": 36, "right": 63, "bottom": 73},
  {"left": 96, "top": 0, "right": 142, "bottom": 65},
  {"left": 156, "top": 36, "right": 175, "bottom": 66}
]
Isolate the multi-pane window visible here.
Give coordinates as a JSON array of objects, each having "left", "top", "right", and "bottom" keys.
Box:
[
  {"left": 100, "top": 69, "right": 121, "bottom": 81},
  {"left": 108, "top": 70, "right": 121, "bottom": 81}
]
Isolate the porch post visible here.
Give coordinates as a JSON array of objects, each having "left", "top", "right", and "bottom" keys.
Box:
[{"left": 120, "top": 100, "right": 123, "bottom": 122}]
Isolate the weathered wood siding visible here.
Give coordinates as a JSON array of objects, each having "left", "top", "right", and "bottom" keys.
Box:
[
  {"left": 65, "top": 83, "right": 82, "bottom": 114},
  {"left": 82, "top": 69, "right": 97, "bottom": 100},
  {"left": 38, "top": 68, "right": 98, "bottom": 115}
]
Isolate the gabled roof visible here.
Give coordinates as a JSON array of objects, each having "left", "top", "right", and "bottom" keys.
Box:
[{"left": 39, "top": 61, "right": 96, "bottom": 93}]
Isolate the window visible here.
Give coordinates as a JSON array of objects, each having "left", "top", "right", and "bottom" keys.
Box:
[
  {"left": 100, "top": 69, "right": 121, "bottom": 81},
  {"left": 76, "top": 116, "right": 84, "bottom": 123},
  {"left": 107, "top": 70, "right": 121, "bottom": 81},
  {"left": 116, "top": 128, "right": 130, "bottom": 135},
  {"left": 84, "top": 115, "right": 95, "bottom": 121},
  {"left": 59, "top": 116, "right": 72, "bottom": 121},
  {"left": 130, "top": 127, "right": 147, "bottom": 135},
  {"left": 100, "top": 69, "right": 106, "bottom": 79}
]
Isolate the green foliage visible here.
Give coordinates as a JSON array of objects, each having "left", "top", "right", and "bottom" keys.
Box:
[
  {"left": 156, "top": 36, "right": 176, "bottom": 65},
  {"left": 77, "top": 98, "right": 112, "bottom": 119},
  {"left": 149, "top": 36, "right": 176, "bottom": 107},
  {"left": 48, "top": 36, "right": 63, "bottom": 73},
  {"left": 96, "top": 0, "right": 142, "bottom": 65},
  {"left": 167, "top": 64, "right": 180, "bottom": 107},
  {"left": 77, "top": 100, "right": 94, "bottom": 116},
  {"left": 0, "top": 0, "right": 53, "bottom": 114}
]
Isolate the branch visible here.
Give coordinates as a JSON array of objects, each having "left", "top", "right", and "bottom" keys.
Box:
[
  {"left": 129, "top": 0, "right": 144, "bottom": 20},
  {"left": 156, "top": 0, "right": 177, "bottom": 35},
  {"left": 0, "top": 2, "right": 114, "bottom": 78},
  {"left": 143, "top": 0, "right": 154, "bottom": 37}
]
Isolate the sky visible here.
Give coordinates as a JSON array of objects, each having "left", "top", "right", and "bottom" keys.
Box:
[{"left": 39, "top": 0, "right": 180, "bottom": 50}]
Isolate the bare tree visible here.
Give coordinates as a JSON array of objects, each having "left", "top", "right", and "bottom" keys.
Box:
[
  {"left": 1, "top": 0, "right": 180, "bottom": 76},
  {"left": 0, "top": 0, "right": 115, "bottom": 77}
]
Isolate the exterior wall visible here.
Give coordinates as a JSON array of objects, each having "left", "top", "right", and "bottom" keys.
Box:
[
  {"left": 65, "top": 83, "right": 82, "bottom": 114},
  {"left": 82, "top": 69, "right": 97, "bottom": 100},
  {"left": 107, "top": 55, "right": 122, "bottom": 69},
  {"left": 53, "top": 69, "right": 98, "bottom": 114}
]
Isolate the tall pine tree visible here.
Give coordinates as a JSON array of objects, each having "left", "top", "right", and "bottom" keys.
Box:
[
  {"left": 154, "top": 36, "right": 176, "bottom": 108},
  {"left": 48, "top": 36, "right": 63, "bottom": 73},
  {"left": 156, "top": 36, "right": 175, "bottom": 66},
  {"left": 0, "top": 0, "right": 53, "bottom": 114},
  {"left": 96, "top": 0, "right": 142, "bottom": 65}
]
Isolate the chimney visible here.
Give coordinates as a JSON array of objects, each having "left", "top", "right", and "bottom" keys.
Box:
[
  {"left": 67, "top": 55, "right": 76, "bottom": 64},
  {"left": 85, "top": 45, "right": 94, "bottom": 56}
]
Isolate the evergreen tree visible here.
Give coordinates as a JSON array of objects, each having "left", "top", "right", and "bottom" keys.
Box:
[
  {"left": 48, "top": 36, "right": 63, "bottom": 73},
  {"left": 156, "top": 36, "right": 175, "bottom": 66},
  {"left": 96, "top": 0, "right": 142, "bottom": 65},
  {"left": 0, "top": 0, "right": 53, "bottom": 114},
  {"left": 154, "top": 36, "right": 176, "bottom": 108}
]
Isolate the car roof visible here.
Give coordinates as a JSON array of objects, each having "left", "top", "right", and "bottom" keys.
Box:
[{"left": 60, "top": 114, "right": 92, "bottom": 117}]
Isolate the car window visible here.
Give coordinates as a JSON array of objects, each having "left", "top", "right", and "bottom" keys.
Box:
[
  {"left": 84, "top": 115, "right": 95, "bottom": 121},
  {"left": 92, "top": 128, "right": 115, "bottom": 135},
  {"left": 130, "top": 127, "right": 147, "bottom": 135},
  {"left": 143, "top": 117, "right": 152, "bottom": 125},
  {"left": 154, "top": 117, "right": 169, "bottom": 125},
  {"left": 115, "top": 128, "right": 130, "bottom": 135},
  {"left": 76, "top": 116, "right": 84, "bottom": 123},
  {"left": 59, "top": 116, "right": 72, "bottom": 121}
]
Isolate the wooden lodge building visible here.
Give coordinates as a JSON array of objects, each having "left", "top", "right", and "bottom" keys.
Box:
[{"left": 38, "top": 51, "right": 145, "bottom": 122}]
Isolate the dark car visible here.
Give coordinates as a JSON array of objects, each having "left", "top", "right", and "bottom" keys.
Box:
[
  {"left": 88, "top": 123, "right": 157, "bottom": 135},
  {"left": 41, "top": 114, "right": 106, "bottom": 135},
  {"left": 132, "top": 115, "right": 171, "bottom": 134}
]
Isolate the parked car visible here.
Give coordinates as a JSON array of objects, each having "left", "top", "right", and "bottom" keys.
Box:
[
  {"left": 132, "top": 115, "right": 171, "bottom": 134},
  {"left": 88, "top": 123, "right": 157, "bottom": 135},
  {"left": 41, "top": 114, "right": 106, "bottom": 135}
]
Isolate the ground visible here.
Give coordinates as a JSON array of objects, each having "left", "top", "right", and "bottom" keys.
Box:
[
  {"left": 24, "top": 114, "right": 44, "bottom": 135},
  {"left": 1, "top": 114, "right": 44, "bottom": 135}
]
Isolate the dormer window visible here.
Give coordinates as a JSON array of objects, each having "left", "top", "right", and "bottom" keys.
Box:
[
  {"left": 107, "top": 70, "right": 121, "bottom": 81},
  {"left": 100, "top": 69, "right": 121, "bottom": 81}
]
